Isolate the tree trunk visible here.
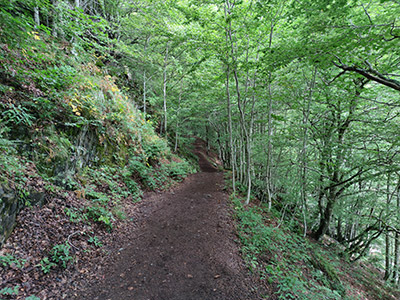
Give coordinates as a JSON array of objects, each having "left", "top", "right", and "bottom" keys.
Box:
[
  {"left": 34, "top": 7, "right": 40, "bottom": 28},
  {"left": 393, "top": 180, "right": 400, "bottom": 284},
  {"left": 266, "top": 74, "right": 274, "bottom": 210},
  {"left": 300, "top": 67, "right": 316, "bottom": 237},
  {"left": 384, "top": 173, "right": 392, "bottom": 281},
  {"left": 224, "top": 2, "right": 235, "bottom": 194},
  {"left": 143, "top": 70, "right": 147, "bottom": 116},
  {"left": 163, "top": 42, "right": 169, "bottom": 136},
  {"left": 393, "top": 232, "right": 400, "bottom": 284},
  {"left": 174, "top": 80, "right": 182, "bottom": 153},
  {"left": 51, "top": 1, "right": 58, "bottom": 37},
  {"left": 143, "top": 36, "right": 149, "bottom": 117},
  {"left": 384, "top": 231, "right": 392, "bottom": 280},
  {"left": 314, "top": 187, "right": 336, "bottom": 240}
]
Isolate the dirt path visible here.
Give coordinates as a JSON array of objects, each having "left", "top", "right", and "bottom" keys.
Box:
[{"left": 80, "top": 142, "right": 265, "bottom": 300}]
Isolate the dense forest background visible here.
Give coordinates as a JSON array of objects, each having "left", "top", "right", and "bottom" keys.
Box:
[{"left": 1, "top": 0, "right": 400, "bottom": 299}]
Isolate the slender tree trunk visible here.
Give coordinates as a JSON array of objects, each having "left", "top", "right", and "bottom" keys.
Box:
[
  {"left": 393, "top": 231, "right": 399, "bottom": 284},
  {"left": 224, "top": 2, "right": 235, "bottom": 194},
  {"left": 263, "top": 4, "right": 283, "bottom": 210},
  {"left": 300, "top": 67, "right": 316, "bottom": 237},
  {"left": 337, "top": 216, "right": 344, "bottom": 242},
  {"left": 226, "top": 4, "right": 252, "bottom": 203},
  {"left": 143, "top": 70, "right": 147, "bottom": 116},
  {"left": 384, "top": 231, "right": 392, "bottom": 280},
  {"left": 393, "top": 180, "right": 400, "bottom": 284},
  {"left": 314, "top": 82, "right": 361, "bottom": 240},
  {"left": 266, "top": 74, "right": 273, "bottom": 210},
  {"left": 163, "top": 42, "right": 169, "bottom": 136},
  {"left": 384, "top": 173, "right": 392, "bottom": 281},
  {"left": 51, "top": 1, "right": 58, "bottom": 37},
  {"left": 174, "top": 80, "right": 182, "bottom": 153},
  {"left": 226, "top": 65, "right": 235, "bottom": 193},
  {"left": 34, "top": 7, "right": 40, "bottom": 28},
  {"left": 143, "top": 36, "right": 149, "bottom": 117},
  {"left": 245, "top": 46, "right": 260, "bottom": 205}
]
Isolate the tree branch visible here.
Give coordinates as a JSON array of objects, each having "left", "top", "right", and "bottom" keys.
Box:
[{"left": 332, "top": 60, "right": 400, "bottom": 91}]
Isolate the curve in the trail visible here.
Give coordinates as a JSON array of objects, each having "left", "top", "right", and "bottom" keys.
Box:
[{"left": 80, "top": 141, "right": 265, "bottom": 300}]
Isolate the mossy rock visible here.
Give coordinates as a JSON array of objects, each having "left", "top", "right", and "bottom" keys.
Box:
[{"left": 0, "top": 185, "right": 21, "bottom": 248}]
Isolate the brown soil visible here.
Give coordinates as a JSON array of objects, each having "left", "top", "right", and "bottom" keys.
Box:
[{"left": 78, "top": 140, "right": 267, "bottom": 300}]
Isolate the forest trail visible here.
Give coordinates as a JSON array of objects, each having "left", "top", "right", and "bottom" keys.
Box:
[{"left": 79, "top": 140, "right": 266, "bottom": 300}]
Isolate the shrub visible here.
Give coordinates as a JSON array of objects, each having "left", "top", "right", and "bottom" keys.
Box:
[{"left": 161, "top": 160, "right": 193, "bottom": 181}]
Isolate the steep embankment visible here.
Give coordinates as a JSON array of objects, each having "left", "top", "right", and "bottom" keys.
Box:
[
  {"left": 78, "top": 139, "right": 268, "bottom": 300},
  {"left": 0, "top": 28, "right": 195, "bottom": 299}
]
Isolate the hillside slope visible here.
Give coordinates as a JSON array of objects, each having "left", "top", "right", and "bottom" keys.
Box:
[
  {"left": 0, "top": 19, "right": 195, "bottom": 300},
  {"left": 231, "top": 196, "right": 400, "bottom": 300}
]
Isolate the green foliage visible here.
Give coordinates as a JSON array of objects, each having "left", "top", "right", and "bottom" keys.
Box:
[
  {"left": 1, "top": 0, "right": 398, "bottom": 297},
  {"left": 39, "top": 257, "right": 57, "bottom": 274},
  {"left": 121, "top": 169, "right": 143, "bottom": 201},
  {"left": 85, "top": 187, "right": 110, "bottom": 205},
  {"left": 232, "top": 196, "right": 350, "bottom": 299},
  {"left": 28, "top": 97, "right": 60, "bottom": 120},
  {"left": 143, "top": 137, "right": 169, "bottom": 162},
  {"left": 160, "top": 159, "right": 193, "bottom": 181},
  {"left": 0, "top": 254, "right": 26, "bottom": 269},
  {"left": 34, "top": 65, "right": 78, "bottom": 91},
  {"left": 83, "top": 165, "right": 139, "bottom": 202},
  {"left": 0, "top": 0, "right": 32, "bottom": 45},
  {"left": 86, "top": 205, "right": 114, "bottom": 230},
  {"left": 54, "top": 171, "right": 79, "bottom": 191},
  {"left": 88, "top": 235, "right": 103, "bottom": 247},
  {"left": 64, "top": 207, "right": 88, "bottom": 223},
  {"left": 125, "top": 156, "right": 157, "bottom": 190},
  {"left": 25, "top": 296, "right": 41, "bottom": 300},
  {"left": 1, "top": 103, "right": 35, "bottom": 127},
  {"left": 0, "top": 148, "right": 27, "bottom": 186},
  {"left": 50, "top": 242, "right": 73, "bottom": 269},
  {"left": 0, "top": 285, "right": 19, "bottom": 297}
]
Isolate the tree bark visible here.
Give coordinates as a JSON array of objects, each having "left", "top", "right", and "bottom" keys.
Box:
[
  {"left": 163, "top": 42, "right": 169, "bottom": 136},
  {"left": 143, "top": 36, "right": 150, "bottom": 117},
  {"left": 384, "top": 173, "right": 392, "bottom": 281},
  {"left": 226, "top": 1, "right": 250, "bottom": 201},
  {"left": 314, "top": 187, "right": 336, "bottom": 239},
  {"left": 224, "top": 2, "right": 235, "bottom": 194},
  {"left": 300, "top": 67, "right": 316, "bottom": 237},
  {"left": 333, "top": 60, "right": 400, "bottom": 92},
  {"left": 266, "top": 74, "right": 274, "bottom": 210},
  {"left": 384, "top": 231, "right": 392, "bottom": 280},
  {"left": 174, "top": 80, "right": 182, "bottom": 153},
  {"left": 34, "top": 7, "right": 40, "bottom": 28},
  {"left": 393, "top": 180, "right": 400, "bottom": 284}
]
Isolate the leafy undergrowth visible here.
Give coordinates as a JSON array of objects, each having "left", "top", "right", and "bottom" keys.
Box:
[
  {"left": 0, "top": 157, "right": 193, "bottom": 299},
  {"left": 232, "top": 196, "right": 400, "bottom": 300}
]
